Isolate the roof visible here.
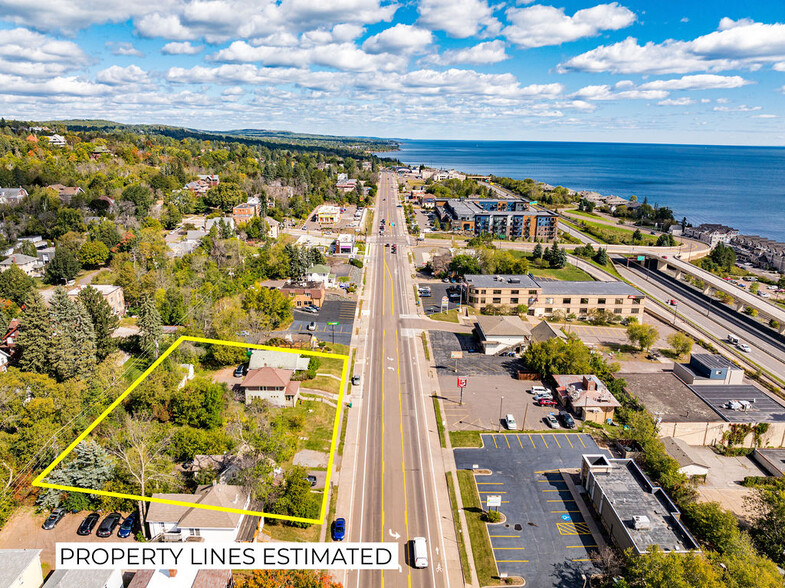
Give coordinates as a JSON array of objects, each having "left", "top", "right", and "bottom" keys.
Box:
[
  {"left": 193, "top": 570, "right": 233, "bottom": 588},
  {"left": 691, "top": 353, "right": 734, "bottom": 371},
  {"left": 662, "top": 437, "right": 710, "bottom": 470},
  {"left": 553, "top": 374, "right": 621, "bottom": 409},
  {"left": 68, "top": 284, "right": 121, "bottom": 296},
  {"left": 0, "top": 549, "right": 41, "bottom": 586},
  {"left": 538, "top": 281, "right": 642, "bottom": 296},
  {"left": 529, "top": 320, "right": 566, "bottom": 343},
  {"left": 476, "top": 315, "right": 531, "bottom": 337},
  {"left": 0, "top": 254, "right": 38, "bottom": 266},
  {"left": 622, "top": 372, "right": 722, "bottom": 423},
  {"left": 147, "top": 484, "right": 247, "bottom": 529},
  {"left": 307, "top": 264, "right": 331, "bottom": 275},
  {"left": 248, "top": 349, "right": 310, "bottom": 371},
  {"left": 464, "top": 274, "right": 539, "bottom": 289},
  {"left": 240, "top": 366, "right": 293, "bottom": 389},
  {"left": 44, "top": 569, "right": 118, "bottom": 588},
  {"left": 688, "top": 384, "right": 785, "bottom": 423}
]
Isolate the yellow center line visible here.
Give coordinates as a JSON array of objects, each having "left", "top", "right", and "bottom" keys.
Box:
[
  {"left": 540, "top": 433, "right": 549, "bottom": 449},
  {"left": 552, "top": 433, "right": 561, "bottom": 448}
]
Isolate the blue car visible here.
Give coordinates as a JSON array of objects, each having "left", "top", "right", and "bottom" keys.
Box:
[
  {"left": 117, "top": 512, "right": 137, "bottom": 538},
  {"left": 331, "top": 518, "right": 346, "bottom": 541}
]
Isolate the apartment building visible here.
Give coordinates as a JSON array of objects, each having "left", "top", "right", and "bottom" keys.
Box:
[
  {"left": 464, "top": 274, "right": 645, "bottom": 319},
  {"left": 435, "top": 198, "right": 558, "bottom": 241}
]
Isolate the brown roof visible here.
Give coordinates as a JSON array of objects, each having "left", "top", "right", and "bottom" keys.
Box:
[
  {"left": 476, "top": 315, "right": 531, "bottom": 337},
  {"left": 146, "top": 484, "right": 248, "bottom": 529},
  {"left": 127, "top": 570, "right": 155, "bottom": 588},
  {"left": 285, "top": 380, "right": 300, "bottom": 396},
  {"left": 240, "top": 366, "right": 293, "bottom": 388},
  {"left": 193, "top": 570, "right": 233, "bottom": 588}
]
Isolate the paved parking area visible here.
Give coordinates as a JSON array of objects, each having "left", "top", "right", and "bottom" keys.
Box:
[
  {"left": 287, "top": 299, "right": 356, "bottom": 346},
  {"left": 429, "top": 330, "right": 522, "bottom": 376},
  {"left": 418, "top": 282, "right": 463, "bottom": 314},
  {"left": 455, "top": 433, "right": 606, "bottom": 587}
]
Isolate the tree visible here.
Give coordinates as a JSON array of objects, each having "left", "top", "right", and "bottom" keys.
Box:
[
  {"left": 171, "top": 379, "right": 226, "bottom": 430},
  {"left": 122, "top": 184, "right": 154, "bottom": 217},
  {"left": 272, "top": 466, "right": 321, "bottom": 527},
  {"left": 549, "top": 245, "right": 567, "bottom": 269},
  {"left": 623, "top": 546, "right": 722, "bottom": 587},
  {"left": 236, "top": 570, "right": 342, "bottom": 588},
  {"left": 667, "top": 332, "right": 693, "bottom": 358},
  {"left": 0, "top": 264, "right": 35, "bottom": 305},
  {"left": 77, "top": 240, "right": 110, "bottom": 268},
  {"left": 626, "top": 322, "right": 659, "bottom": 351},
  {"left": 632, "top": 228, "right": 642, "bottom": 242},
  {"left": 680, "top": 501, "right": 740, "bottom": 554},
  {"left": 594, "top": 247, "right": 609, "bottom": 266},
  {"left": 749, "top": 484, "right": 785, "bottom": 565},
  {"left": 45, "top": 246, "right": 81, "bottom": 284},
  {"left": 49, "top": 287, "right": 97, "bottom": 381},
  {"left": 532, "top": 242, "right": 543, "bottom": 260},
  {"left": 52, "top": 208, "right": 86, "bottom": 238},
  {"left": 749, "top": 282, "right": 759, "bottom": 295},
  {"left": 448, "top": 254, "right": 481, "bottom": 276},
  {"left": 16, "top": 292, "right": 53, "bottom": 374},
  {"left": 709, "top": 242, "right": 736, "bottom": 273},
  {"left": 77, "top": 285, "right": 119, "bottom": 360},
  {"left": 138, "top": 295, "right": 163, "bottom": 358},
  {"left": 656, "top": 233, "right": 675, "bottom": 247},
  {"left": 204, "top": 182, "right": 245, "bottom": 211},
  {"left": 36, "top": 441, "right": 113, "bottom": 509},
  {"left": 159, "top": 286, "right": 187, "bottom": 326}
]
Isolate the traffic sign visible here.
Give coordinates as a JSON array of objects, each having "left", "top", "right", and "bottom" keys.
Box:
[
  {"left": 450, "top": 351, "right": 463, "bottom": 359},
  {"left": 486, "top": 495, "right": 502, "bottom": 508},
  {"left": 327, "top": 322, "right": 339, "bottom": 326},
  {"left": 457, "top": 376, "right": 467, "bottom": 388},
  {"left": 637, "top": 255, "right": 645, "bottom": 261}
]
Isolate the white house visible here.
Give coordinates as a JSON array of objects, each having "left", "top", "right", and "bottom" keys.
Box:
[
  {"left": 0, "top": 549, "right": 43, "bottom": 588},
  {"left": 46, "top": 134, "right": 66, "bottom": 147},
  {"left": 0, "top": 349, "right": 10, "bottom": 372},
  {"left": 240, "top": 367, "right": 300, "bottom": 407},
  {"left": 662, "top": 437, "right": 710, "bottom": 480},
  {"left": 475, "top": 315, "right": 531, "bottom": 355},
  {"left": 0, "top": 254, "right": 41, "bottom": 276},
  {"left": 266, "top": 218, "right": 280, "bottom": 239},
  {"left": 304, "top": 264, "right": 334, "bottom": 287},
  {"left": 44, "top": 569, "right": 123, "bottom": 588},
  {"left": 146, "top": 484, "right": 256, "bottom": 542},
  {"left": 0, "top": 188, "right": 28, "bottom": 205},
  {"left": 248, "top": 349, "right": 310, "bottom": 372}
]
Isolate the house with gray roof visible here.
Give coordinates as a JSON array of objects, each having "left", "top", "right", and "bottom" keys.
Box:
[
  {"left": 248, "top": 349, "right": 310, "bottom": 372},
  {"left": 0, "top": 188, "right": 28, "bottom": 205},
  {"left": 43, "top": 569, "right": 123, "bottom": 588},
  {"left": 0, "top": 549, "right": 43, "bottom": 588}
]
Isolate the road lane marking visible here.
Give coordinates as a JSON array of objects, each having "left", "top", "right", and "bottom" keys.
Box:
[
  {"left": 540, "top": 434, "right": 549, "bottom": 449},
  {"left": 572, "top": 558, "right": 592, "bottom": 562},
  {"left": 552, "top": 434, "right": 561, "bottom": 448},
  {"left": 567, "top": 545, "right": 597, "bottom": 549}
]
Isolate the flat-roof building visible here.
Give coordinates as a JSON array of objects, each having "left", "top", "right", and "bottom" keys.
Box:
[
  {"left": 580, "top": 455, "right": 701, "bottom": 555},
  {"left": 435, "top": 198, "right": 558, "bottom": 241},
  {"left": 673, "top": 353, "right": 744, "bottom": 386}
]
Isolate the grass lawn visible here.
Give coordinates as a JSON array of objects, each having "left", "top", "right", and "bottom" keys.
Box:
[
  {"left": 576, "top": 219, "right": 662, "bottom": 246},
  {"left": 433, "top": 396, "right": 446, "bottom": 448},
  {"left": 450, "top": 430, "right": 483, "bottom": 448},
  {"left": 573, "top": 254, "right": 623, "bottom": 279},
  {"left": 319, "top": 342, "right": 350, "bottom": 356},
  {"left": 421, "top": 332, "right": 430, "bottom": 360},
  {"left": 565, "top": 209, "right": 602, "bottom": 219},
  {"left": 425, "top": 232, "right": 459, "bottom": 240},
  {"left": 265, "top": 519, "right": 322, "bottom": 543},
  {"left": 509, "top": 252, "right": 595, "bottom": 281},
  {"left": 283, "top": 399, "right": 336, "bottom": 453},
  {"left": 337, "top": 407, "right": 349, "bottom": 458},
  {"left": 429, "top": 309, "right": 461, "bottom": 323},
  {"left": 447, "top": 473, "right": 472, "bottom": 584},
  {"left": 119, "top": 316, "right": 137, "bottom": 327},
  {"left": 456, "top": 470, "right": 499, "bottom": 586},
  {"left": 317, "top": 356, "right": 345, "bottom": 379},
  {"left": 303, "top": 375, "right": 341, "bottom": 395}
]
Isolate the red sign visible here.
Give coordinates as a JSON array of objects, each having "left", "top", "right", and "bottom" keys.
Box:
[{"left": 457, "top": 376, "right": 467, "bottom": 388}]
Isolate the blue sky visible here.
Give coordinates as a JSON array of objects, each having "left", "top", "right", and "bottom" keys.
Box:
[{"left": 1, "top": 0, "right": 785, "bottom": 145}]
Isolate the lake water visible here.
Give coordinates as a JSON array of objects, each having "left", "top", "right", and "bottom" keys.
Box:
[{"left": 375, "top": 140, "right": 785, "bottom": 242}]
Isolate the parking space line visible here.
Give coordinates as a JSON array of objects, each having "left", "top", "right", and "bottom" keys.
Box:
[
  {"left": 540, "top": 434, "right": 549, "bottom": 449},
  {"left": 552, "top": 434, "right": 561, "bottom": 448},
  {"left": 578, "top": 435, "right": 587, "bottom": 448},
  {"left": 479, "top": 491, "right": 507, "bottom": 494},
  {"left": 571, "top": 558, "right": 592, "bottom": 562},
  {"left": 494, "top": 547, "right": 525, "bottom": 550},
  {"left": 517, "top": 435, "right": 524, "bottom": 449},
  {"left": 477, "top": 482, "right": 504, "bottom": 485},
  {"left": 565, "top": 435, "right": 574, "bottom": 448},
  {"left": 528, "top": 434, "right": 536, "bottom": 448},
  {"left": 483, "top": 500, "right": 510, "bottom": 504},
  {"left": 551, "top": 510, "right": 581, "bottom": 513},
  {"left": 557, "top": 522, "right": 592, "bottom": 535},
  {"left": 492, "top": 435, "right": 498, "bottom": 449},
  {"left": 504, "top": 435, "right": 511, "bottom": 449},
  {"left": 535, "top": 469, "right": 560, "bottom": 474},
  {"left": 567, "top": 545, "right": 597, "bottom": 549}
]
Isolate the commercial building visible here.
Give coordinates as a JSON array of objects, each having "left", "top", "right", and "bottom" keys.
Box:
[
  {"left": 474, "top": 315, "right": 531, "bottom": 355},
  {"left": 673, "top": 353, "right": 744, "bottom": 386},
  {"left": 316, "top": 205, "right": 340, "bottom": 225},
  {"left": 44, "top": 569, "right": 123, "bottom": 588},
  {"left": 580, "top": 455, "right": 701, "bottom": 555},
  {"left": 553, "top": 374, "right": 621, "bottom": 424},
  {"left": 435, "top": 198, "right": 558, "bottom": 241},
  {"left": 280, "top": 280, "right": 325, "bottom": 308},
  {"left": 464, "top": 274, "right": 645, "bottom": 319}
]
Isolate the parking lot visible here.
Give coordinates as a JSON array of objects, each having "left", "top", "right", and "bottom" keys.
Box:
[
  {"left": 287, "top": 299, "right": 356, "bottom": 346},
  {"left": 455, "top": 433, "right": 606, "bottom": 587},
  {"left": 301, "top": 205, "right": 366, "bottom": 233},
  {"left": 429, "top": 330, "right": 521, "bottom": 376},
  {"left": 418, "top": 282, "right": 463, "bottom": 315}
]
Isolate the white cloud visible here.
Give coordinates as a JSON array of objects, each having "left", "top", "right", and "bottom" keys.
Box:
[
  {"left": 504, "top": 3, "right": 636, "bottom": 49},
  {"left": 559, "top": 19, "right": 785, "bottom": 74},
  {"left": 161, "top": 41, "right": 204, "bottom": 55},
  {"left": 108, "top": 42, "right": 145, "bottom": 57},
  {"left": 418, "top": 0, "right": 501, "bottom": 38},
  {"left": 0, "top": 73, "right": 111, "bottom": 96},
  {"left": 571, "top": 84, "right": 668, "bottom": 100},
  {"left": 362, "top": 24, "right": 433, "bottom": 54},
  {"left": 0, "top": 0, "right": 170, "bottom": 33},
  {"left": 95, "top": 65, "right": 151, "bottom": 86},
  {"left": 657, "top": 97, "right": 694, "bottom": 106},
  {"left": 751, "top": 113, "right": 777, "bottom": 118},
  {"left": 773, "top": 62, "right": 785, "bottom": 71},
  {"left": 713, "top": 104, "right": 761, "bottom": 112},
  {"left": 681, "top": 17, "right": 689, "bottom": 23},
  {"left": 639, "top": 74, "right": 751, "bottom": 91},
  {"left": 422, "top": 40, "right": 509, "bottom": 65},
  {"left": 0, "top": 28, "right": 89, "bottom": 77}
]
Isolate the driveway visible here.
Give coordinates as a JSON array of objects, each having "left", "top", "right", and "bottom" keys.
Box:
[
  {"left": 286, "top": 299, "right": 356, "bottom": 346},
  {"left": 429, "top": 330, "right": 523, "bottom": 376},
  {"left": 455, "top": 434, "right": 606, "bottom": 587}
]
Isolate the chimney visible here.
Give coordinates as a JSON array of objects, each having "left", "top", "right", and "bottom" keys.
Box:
[{"left": 583, "top": 376, "right": 596, "bottom": 391}]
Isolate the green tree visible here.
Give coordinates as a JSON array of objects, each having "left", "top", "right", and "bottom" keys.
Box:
[
  {"left": 171, "top": 379, "right": 226, "bottom": 430},
  {"left": 49, "top": 287, "right": 97, "bottom": 381},
  {"left": 52, "top": 208, "right": 86, "bottom": 238},
  {"left": 594, "top": 247, "right": 608, "bottom": 265},
  {"left": 204, "top": 182, "right": 245, "bottom": 211},
  {"left": 122, "top": 184, "right": 154, "bottom": 217},
  {"left": 77, "top": 285, "right": 119, "bottom": 360},
  {"left": 45, "top": 246, "right": 82, "bottom": 284},
  {"left": 138, "top": 295, "right": 163, "bottom": 358},
  {"left": 0, "top": 264, "right": 35, "bottom": 305},
  {"left": 626, "top": 322, "right": 659, "bottom": 352},
  {"left": 667, "top": 332, "right": 693, "bottom": 358},
  {"left": 749, "top": 484, "right": 785, "bottom": 565},
  {"left": 656, "top": 233, "right": 675, "bottom": 247},
  {"left": 77, "top": 240, "right": 110, "bottom": 268},
  {"left": 272, "top": 466, "right": 321, "bottom": 527},
  {"left": 549, "top": 244, "right": 567, "bottom": 269},
  {"left": 448, "top": 254, "right": 481, "bottom": 276},
  {"left": 749, "top": 282, "right": 759, "bottom": 295},
  {"left": 159, "top": 287, "right": 187, "bottom": 326},
  {"left": 709, "top": 242, "right": 736, "bottom": 273},
  {"left": 623, "top": 546, "right": 722, "bottom": 587},
  {"left": 532, "top": 242, "right": 543, "bottom": 260},
  {"left": 632, "top": 228, "right": 642, "bottom": 242},
  {"left": 680, "top": 501, "right": 740, "bottom": 554},
  {"left": 16, "top": 292, "right": 53, "bottom": 374},
  {"left": 36, "top": 440, "right": 114, "bottom": 509}
]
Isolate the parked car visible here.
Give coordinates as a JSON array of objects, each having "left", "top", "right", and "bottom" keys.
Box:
[
  {"left": 233, "top": 364, "right": 246, "bottom": 378},
  {"left": 536, "top": 398, "right": 558, "bottom": 407},
  {"left": 77, "top": 512, "right": 100, "bottom": 536},
  {"left": 533, "top": 392, "right": 553, "bottom": 402},
  {"left": 96, "top": 513, "right": 122, "bottom": 538},
  {"left": 42, "top": 508, "right": 66, "bottom": 530},
  {"left": 500, "top": 351, "right": 516, "bottom": 357},
  {"left": 560, "top": 411, "right": 576, "bottom": 429},
  {"left": 545, "top": 414, "right": 560, "bottom": 428},
  {"left": 307, "top": 321, "right": 316, "bottom": 331},
  {"left": 504, "top": 414, "right": 518, "bottom": 430},
  {"left": 306, "top": 475, "right": 318, "bottom": 487},
  {"left": 529, "top": 386, "right": 549, "bottom": 395},
  {"left": 117, "top": 512, "right": 137, "bottom": 538},
  {"left": 301, "top": 306, "right": 319, "bottom": 314},
  {"left": 331, "top": 518, "right": 346, "bottom": 541}
]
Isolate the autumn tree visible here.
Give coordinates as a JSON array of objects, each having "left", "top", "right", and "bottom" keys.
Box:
[
  {"left": 626, "top": 322, "right": 659, "bottom": 352},
  {"left": 667, "top": 332, "right": 693, "bottom": 358},
  {"left": 236, "top": 570, "right": 342, "bottom": 588},
  {"left": 77, "top": 240, "right": 110, "bottom": 268}
]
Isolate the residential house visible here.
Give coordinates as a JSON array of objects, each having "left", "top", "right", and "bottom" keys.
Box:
[
  {"left": 304, "top": 264, "right": 334, "bottom": 287},
  {"left": 684, "top": 223, "right": 739, "bottom": 247},
  {"left": 529, "top": 319, "right": 567, "bottom": 344},
  {"left": 475, "top": 315, "right": 531, "bottom": 355},
  {"left": 232, "top": 202, "right": 258, "bottom": 225},
  {"left": 1, "top": 319, "right": 19, "bottom": 360},
  {"left": 57, "top": 285, "right": 125, "bottom": 316},
  {"left": 248, "top": 349, "right": 310, "bottom": 372},
  {"left": 280, "top": 280, "right": 326, "bottom": 308},
  {"left": 36, "top": 246, "right": 56, "bottom": 264},
  {"left": 0, "top": 254, "right": 41, "bottom": 276},
  {"left": 197, "top": 174, "right": 219, "bottom": 188},
  {"left": 661, "top": 437, "right": 710, "bottom": 481},
  {"left": 25, "top": 134, "right": 38, "bottom": 143},
  {"left": 316, "top": 205, "right": 340, "bottom": 224},
  {"left": 240, "top": 367, "right": 300, "bottom": 407},
  {"left": 0, "top": 188, "right": 28, "bottom": 205},
  {"left": 90, "top": 145, "right": 111, "bottom": 160},
  {"left": 47, "top": 184, "right": 85, "bottom": 205},
  {"left": 0, "top": 349, "right": 9, "bottom": 372},
  {"left": 127, "top": 570, "right": 233, "bottom": 588},
  {"left": 46, "top": 134, "right": 66, "bottom": 147},
  {"left": 146, "top": 483, "right": 256, "bottom": 542},
  {"left": 553, "top": 374, "right": 621, "bottom": 424},
  {"left": 0, "top": 549, "right": 43, "bottom": 588},
  {"left": 185, "top": 180, "right": 210, "bottom": 196},
  {"left": 731, "top": 234, "right": 785, "bottom": 273},
  {"left": 266, "top": 217, "right": 280, "bottom": 239},
  {"left": 43, "top": 569, "right": 123, "bottom": 588},
  {"left": 336, "top": 178, "right": 358, "bottom": 193},
  {"left": 361, "top": 161, "right": 372, "bottom": 171}
]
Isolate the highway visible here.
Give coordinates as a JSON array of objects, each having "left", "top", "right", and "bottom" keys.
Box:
[
  {"left": 346, "top": 171, "right": 451, "bottom": 587},
  {"left": 615, "top": 257, "right": 785, "bottom": 381}
]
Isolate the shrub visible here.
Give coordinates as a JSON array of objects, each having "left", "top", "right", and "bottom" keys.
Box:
[{"left": 483, "top": 510, "right": 502, "bottom": 523}]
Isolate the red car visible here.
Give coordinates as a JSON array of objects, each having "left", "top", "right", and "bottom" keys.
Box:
[{"left": 536, "top": 398, "right": 557, "bottom": 407}]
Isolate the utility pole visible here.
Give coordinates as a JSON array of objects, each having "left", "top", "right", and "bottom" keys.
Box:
[{"left": 498, "top": 395, "right": 504, "bottom": 432}]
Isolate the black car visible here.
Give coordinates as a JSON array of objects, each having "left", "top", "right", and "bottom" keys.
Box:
[
  {"left": 560, "top": 411, "right": 576, "bottom": 429},
  {"left": 96, "top": 513, "right": 122, "bottom": 538},
  {"left": 306, "top": 475, "right": 318, "bottom": 487},
  {"left": 233, "top": 364, "right": 246, "bottom": 378},
  {"left": 42, "top": 508, "right": 66, "bottom": 530},
  {"left": 77, "top": 512, "right": 100, "bottom": 536}
]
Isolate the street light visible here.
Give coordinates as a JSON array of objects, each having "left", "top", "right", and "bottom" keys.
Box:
[{"left": 498, "top": 395, "right": 504, "bottom": 432}]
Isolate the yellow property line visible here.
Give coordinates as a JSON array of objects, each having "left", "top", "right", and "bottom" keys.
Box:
[
  {"left": 572, "top": 559, "right": 592, "bottom": 562},
  {"left": 32, "top": 336, "right": 349, "bottom": 525}
]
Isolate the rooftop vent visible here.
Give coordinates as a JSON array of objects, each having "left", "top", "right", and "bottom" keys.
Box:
[{"left": 632, "top": 515, "right": 651, "bottom": 530}]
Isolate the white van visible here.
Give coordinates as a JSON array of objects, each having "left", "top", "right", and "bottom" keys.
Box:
[
  {"left": 412, "top": 537, "right": 428, "bottom": 569},
  {"left": 727, "top": 334, "right": 739, "bottom": 345}
]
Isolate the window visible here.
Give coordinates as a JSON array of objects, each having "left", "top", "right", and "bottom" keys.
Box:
[
  {"left": 493, "top": 298, "right": 501, "bottom": 304},
  {"left": 545, "top": 308, "right": 552, "bottom": 314},
  {"left": 189, "top": 529, "right": 201, "bottom": 537},
  {"left": 510, "top": 290, "right": 519, "bottom": 294},
  {"left": 529, "top": 290, "right": 538, "bottom": 295},
  {"left": 545, "top": 297, "right": 554, "bottom": 304},
  {"left": 615, "top": 298, "right": 624, "bottom": 305},
  {"left": 632, "top": 298, "right": 641, "bottom": 304},
  {"left": 562, "top": 298, "right": 571, "bottom": 304},
  {"left": 631, "top": 308, "right": 639, "bottom": 313},
  {"left": 614, "top": 308, "right": 623, "bottom": 314},
  {"left": 580, "top": 298, "right": 589, "bottom": 304},
  {"left": 480, "top": 289, "right": 486, "bottom": 294},
  {"left": 493, "top": 289, "right": 502, "bottom": 295},
  {"left": 510, "top": 298, "right": 519, "bottom": 304},
  {"left": 481, "top": 298, "right": 486, "bottom": 304},
  {"left": 598, "top": 298, "right": 606, "bottom": 305}
]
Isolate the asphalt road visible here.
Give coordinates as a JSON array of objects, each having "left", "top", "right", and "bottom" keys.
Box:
[{"left": 347, "top": 172, "right": 450, "bottom": 587}]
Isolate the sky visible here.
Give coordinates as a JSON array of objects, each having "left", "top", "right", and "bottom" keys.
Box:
[{"left": 1, "top": 0, "right": 785, "bottom": 145}]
